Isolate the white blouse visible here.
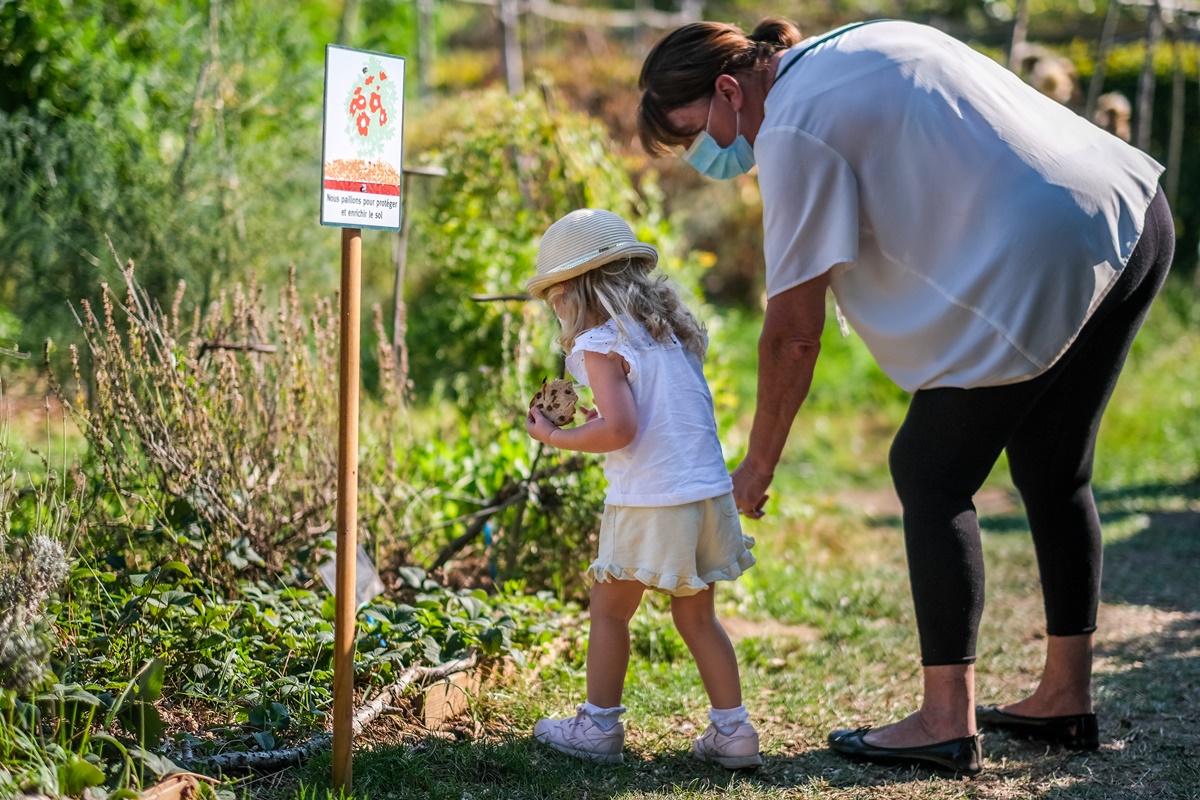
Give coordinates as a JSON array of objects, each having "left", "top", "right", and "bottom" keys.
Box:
[
  {"left": 758, "top": 20, "right": 1164, "bottom": 392},
  {"left": 566, "top": 317, "right": 732, "bottom": 506}
]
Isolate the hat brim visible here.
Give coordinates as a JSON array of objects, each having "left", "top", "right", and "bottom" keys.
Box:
[{"left": 526, "top": 242, "right": 658, "bottom": 298}]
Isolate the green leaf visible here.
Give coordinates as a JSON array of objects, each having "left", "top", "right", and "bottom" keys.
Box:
[
  {"left": 443, "top": 631, "right": 467, "bottom": 657},
  {"left": 126, "top": 746, "right": 182, "bottom": 778},
  {"left": 252, "top": 730, "right": 277, "bottom": 751},
  {"left": 161, "top": 560, "right": 193, "bottom": 578},
  {"left": 159, "top": 589, "right": 195, "bottom": 606},
  {"left": 136, "top": 658, "right": 166, "bottom": 701},
  {"left": 479, "top": 627, "right": 505, "bottom": 656},
  {"left": 66, "top": 686, "right": 104, "bottom": 706},
  {"left": 59, "top": 754, "right": 106, "bottom": 795},
  {"left": 117, "top": 701, "right": 166, "bottom": 748},
  {"left": 397, "top": 566, "right": 427, "bottom": 587},
  {"left": 457, "top": 594, "right": 486, "bottom": 619}
]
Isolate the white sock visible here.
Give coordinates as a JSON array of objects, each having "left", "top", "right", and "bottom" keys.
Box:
[
  {"left": 709, "top": 704, "right": 750, "bottom": 734},
  {"left": 581, "top": 701, "right": 626, "bottom": 731}
]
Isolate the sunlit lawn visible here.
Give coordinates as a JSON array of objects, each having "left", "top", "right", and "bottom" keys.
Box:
[{"left": 275, "top": 282, "right": 1199, "bottom": 799}]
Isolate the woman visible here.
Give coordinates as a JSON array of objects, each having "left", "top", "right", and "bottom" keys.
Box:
[{"left": 637, "top": 17, "right": 1173, "bottom": 776}]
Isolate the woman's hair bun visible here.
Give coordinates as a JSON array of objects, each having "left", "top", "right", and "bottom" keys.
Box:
[{"left": 748, "top": 17, "right": 803, "bottom": 49}]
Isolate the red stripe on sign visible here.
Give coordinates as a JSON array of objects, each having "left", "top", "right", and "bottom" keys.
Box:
[{"left": 323, "top": 180, "right": 401, "bottom": 196}]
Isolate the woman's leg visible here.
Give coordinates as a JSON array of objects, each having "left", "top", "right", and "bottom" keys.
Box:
[
  {"left": 1001, "top": 187, "right": 1173, "bottom": 718},
  {"left": 586, "top": 579, "right": 647, "bottom": 708},
  {"left": 871, "top": 389, "right": 1022, "bottom": 746},
  {"left": 671, "top": 586, "right": 742, "bottom": 710}
]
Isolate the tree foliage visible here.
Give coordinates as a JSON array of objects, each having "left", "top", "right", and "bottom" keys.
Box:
[{"left": 0, "top": 0, "right": 347, "bottom": 354}]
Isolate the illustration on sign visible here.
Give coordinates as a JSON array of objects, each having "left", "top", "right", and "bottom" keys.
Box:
[{"left": 320, "top": 46, "right": 405, "bottom": 230}]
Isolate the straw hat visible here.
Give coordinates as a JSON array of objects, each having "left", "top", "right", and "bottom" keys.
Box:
[{"left": 526, "top": 209, "right": 658, "bottom": 299}]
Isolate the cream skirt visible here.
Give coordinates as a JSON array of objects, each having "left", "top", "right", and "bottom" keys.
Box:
[{"left": 587, "top": 492, "right": 756, "bottom": 597}]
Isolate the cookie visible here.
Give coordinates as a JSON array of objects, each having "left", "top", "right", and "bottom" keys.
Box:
[{"left": 529, "top": 377, "right": 578, "bottom": 427}]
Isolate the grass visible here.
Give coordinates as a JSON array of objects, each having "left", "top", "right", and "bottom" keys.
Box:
[
  {"left": 270, "top": 285, "right": 1200, "bottom": 799},
  {"left": 282, "top": 479, "right": 1198, "bottom": 799},
  {"left": 4, "top": 280, "right": 1194, "bottom": 799}
]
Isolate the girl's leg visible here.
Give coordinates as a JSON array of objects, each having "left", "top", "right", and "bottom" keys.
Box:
[
  {"left": 671, "top": 586, "right": 742, "bottom": 710},
  {"left": 673, "top": 586, "right": 762, "bottom": 768},
  {"left": 586, "top": 578, "right": 647, "bottom": 708}
]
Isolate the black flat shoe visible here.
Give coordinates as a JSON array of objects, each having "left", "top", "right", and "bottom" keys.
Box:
[
  {"left": 828, "top": 727, "right": 982, "bottom": 776},
  {"left": 975, "top": 705, "right": 1099, "bottom": 750}
]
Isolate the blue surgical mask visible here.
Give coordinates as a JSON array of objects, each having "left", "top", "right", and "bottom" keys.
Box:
[{"left": 682, "top": 95, "right": 756, "bottom": 180}]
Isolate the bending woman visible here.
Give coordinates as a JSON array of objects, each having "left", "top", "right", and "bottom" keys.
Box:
[{"left": 637, "top": 17, "right": 1173, "bottom": 776}]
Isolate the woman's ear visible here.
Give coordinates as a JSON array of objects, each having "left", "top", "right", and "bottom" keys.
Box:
[{"left": 714, "top": 74, "right": 744, "bottom": 112}]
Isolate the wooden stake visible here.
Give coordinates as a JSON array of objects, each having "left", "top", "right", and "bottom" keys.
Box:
[
  {"left": 1085, "top": 0, "right": 1122, "bottom": 122},
  {"left": 1166, "top": 31, "right": 1184, "bottom": 208},
  {"left": 1136, "top": 0, "right": 1163, "bottom": 152},
  {"left": 499, "top": 0, "right": 524, "bottom": 95},
  {"left": 333, "top": 226, "right": 363, "bottom": 792}
]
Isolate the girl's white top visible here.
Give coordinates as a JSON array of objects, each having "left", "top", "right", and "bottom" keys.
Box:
[
  {"left": 758, "top": 20, "right": 1164, "bottom": 392},
  {"left": 566, "top": 317, "right": 732, "bottom": 506}
]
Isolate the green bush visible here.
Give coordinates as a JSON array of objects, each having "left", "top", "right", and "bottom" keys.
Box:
[{"left": 393, "top": 84, "right": 712, "bottom": 597}]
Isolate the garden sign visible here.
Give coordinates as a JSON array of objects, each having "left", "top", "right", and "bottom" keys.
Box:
[
  {"left": 321, "top": 45, "right": 405, "bottom": 231},
  {"left": 320, "top": 43, "right": 405, "bottom": 791}
]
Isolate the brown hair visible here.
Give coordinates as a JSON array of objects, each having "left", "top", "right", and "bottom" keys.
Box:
[{"left": 637, "top": 17, "right": 803, "bottom": 155}]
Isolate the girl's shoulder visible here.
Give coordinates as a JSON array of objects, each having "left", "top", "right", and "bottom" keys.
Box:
[
  {"left": 573, "top": 316, "right": 678, "bottom": 355},
  {"left": 572, "top": 319, "right": 622, "bottom": 354}
]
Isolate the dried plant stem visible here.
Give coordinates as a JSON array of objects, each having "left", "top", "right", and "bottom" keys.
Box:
[{"left": 185, "top": 649, "right": 480, "bottom": 773}]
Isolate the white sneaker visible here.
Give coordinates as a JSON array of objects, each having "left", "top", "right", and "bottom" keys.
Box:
[
  {"left": 692, "top": 722, "right": 763, "bottom": 769},
  {"left": 533, "top": 707, "right": 625, "bottom": 764}
]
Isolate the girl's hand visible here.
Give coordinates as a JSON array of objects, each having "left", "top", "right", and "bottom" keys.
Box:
[
  {"left": 526, "top": 406, "right": 561, "bottom": 446},
  {"left": 579, "top": 405, "right": 600, "bottom": 422}
]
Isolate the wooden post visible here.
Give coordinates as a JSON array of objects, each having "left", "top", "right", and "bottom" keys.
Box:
[
  {"left": 1085, "top": 0, "right": 1122, "bottom": 121},
  {"left": 1008, "top": 0, "right": 1030, "bottom": 73},
  {"left": 392, "top": 172, "right": 413, "bottom": 396},
  {"left": 332, "top": 226, "right": 363, "bottom": 792},
  {"left": 499, "top": 0, "right": 524, "bottom": 95},
  {"left": 417, "top": 0, "right": 434, "bottom": 96},
  {"left": 1166, "top": 29, "right": 1185, "bottom": 208},
  {"left": 391, "top": 165, "right": 446, "bottom": 399},
  {"left": 1136, "top": 0, "right": 1163, "bottom": 152}
]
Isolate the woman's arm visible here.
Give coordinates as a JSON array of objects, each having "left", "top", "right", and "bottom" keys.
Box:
[
  {"left": 526, "top": 350, "right": 638, "bottom": 454},
  {"left": 732, "top": 272, "right": 829, "bottom": 517}
]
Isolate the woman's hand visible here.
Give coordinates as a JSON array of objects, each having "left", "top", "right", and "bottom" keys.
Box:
[{"left": 731, "top": 460, "right": 772, "bottom": 519}]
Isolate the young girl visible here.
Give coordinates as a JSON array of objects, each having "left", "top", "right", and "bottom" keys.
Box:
[{"left": 524, "top": 208, "right": 760, "bottom": 769}]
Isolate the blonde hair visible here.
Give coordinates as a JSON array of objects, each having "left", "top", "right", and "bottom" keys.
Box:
[{"left": 547, "top": 258, "right": 707, "bottom": 361}]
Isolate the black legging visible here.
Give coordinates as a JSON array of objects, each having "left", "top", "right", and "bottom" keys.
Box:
[{"left": 890, "top": 187, "right": 1175, "bottom": 667}]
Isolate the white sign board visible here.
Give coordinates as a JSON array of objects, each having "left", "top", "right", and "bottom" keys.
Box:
[
  {"left": 320, "top": 45, "right": 405, "bottom": 231},
  {"left": 318, "top": 542, "right": 387, "bottom": 610}
]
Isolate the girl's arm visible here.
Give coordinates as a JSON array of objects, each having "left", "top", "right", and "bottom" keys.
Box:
[{"left": 526, "top": 350, "right": 637, "bottom": 453}]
